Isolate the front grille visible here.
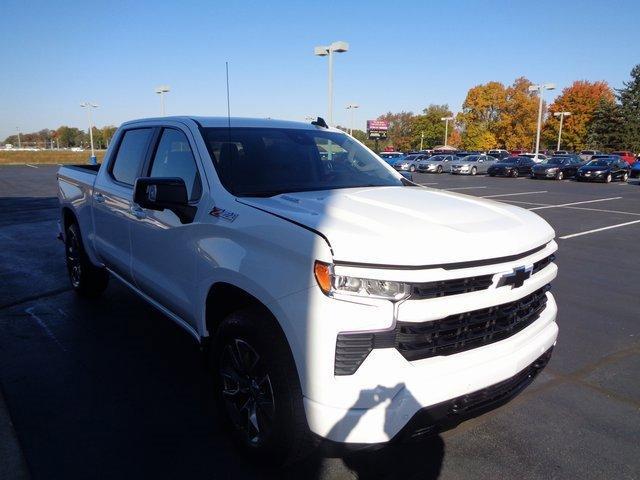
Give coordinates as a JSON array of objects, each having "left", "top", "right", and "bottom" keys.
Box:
[
  {"left": 410, "top": 274, "right": 494, "bottom": 299},
  {"left": 532, "top": 254, "right": 555, "bottom": 274},
  {"left": 335, "top": 285, "right": 550, "bottom": 375}
]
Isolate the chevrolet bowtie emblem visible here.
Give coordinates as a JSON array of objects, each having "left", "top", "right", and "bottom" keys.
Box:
[{"left": 498, "top": 266, "right": 532, "bottom": 289}]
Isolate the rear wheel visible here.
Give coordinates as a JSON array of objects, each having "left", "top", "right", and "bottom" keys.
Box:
[
  {"left": 213, "top": 309, "right": 314, "bottom": 465},
  {"left": 65, "top": 222, "right": 109, "bottom": 297}
]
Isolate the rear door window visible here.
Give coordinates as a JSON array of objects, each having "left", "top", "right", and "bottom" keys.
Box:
[{"left": 111, "top": 128, "right": 153, "bottom": 185}]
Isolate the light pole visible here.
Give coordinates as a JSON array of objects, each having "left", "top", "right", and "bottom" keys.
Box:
[
  {"left": 346, "top": 104, "right": 359, "bottom": 135},
  {"left": 420, "top": 132, "right": 425, "bottom": 151},
  {"left": 80, "top": 102, "right": 99, "bottom": 164},
  {"left": 16, "top": 127, "right": 21, "bottom": 149},
  {"left": 441, "top": 116, "right": 454, "bottom": 146},
  {"left": 553, "top": 111, "right": 571, "bottom": 151},
  {"left": 314, "top": 41, "right": 349, "bottom": 125},
  {"left": 155, "top": 85, "right": 170, "bottom": 115},
  {"left": 528, "top": 83, "right": 555, "bottom": 158}
]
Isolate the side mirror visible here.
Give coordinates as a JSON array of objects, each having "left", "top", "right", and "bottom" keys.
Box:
[{"left": 133, "top": 177, "right": 196, "bottom": 224}]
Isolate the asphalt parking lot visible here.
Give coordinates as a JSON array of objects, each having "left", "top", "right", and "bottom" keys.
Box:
[{"left": 0, "top": 164, "right": 639, "bottom": 480}]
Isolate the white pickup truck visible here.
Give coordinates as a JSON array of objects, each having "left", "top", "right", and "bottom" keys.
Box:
[{"left": 57, "top": 116, "right": 558, "bottom": 464}]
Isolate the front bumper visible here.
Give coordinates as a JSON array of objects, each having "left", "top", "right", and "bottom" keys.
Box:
[
  {"left": 295, "top": 245, "right": 559, "bottom": 444},
  {"left": 532, "top": 170, "right": 557, "bottom": 178}
]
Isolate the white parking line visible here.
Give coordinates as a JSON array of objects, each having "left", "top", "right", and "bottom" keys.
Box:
[
  {"left": 560, "top": 220, "right": 640, "bottom": 240},
  {"left": 418, "top": 182, "right": 439, "bottom": 185},
  {"left": 25, "top": 164, "right": 38, "bottom": 169},
  {"left": 499, "top": 199, "right": 550, "bottom": 206},
  {"left": 563, "top": 206, "right": 640, "bottom": 217},
  {"left": 529, "top": 197, "right": 622, "bottom": 211},
  {"left": 483, "top": 191, "right": 547, "bottom": 198},
  {"left": 445, "top": 186, "right": 488, "bottom": 191}
]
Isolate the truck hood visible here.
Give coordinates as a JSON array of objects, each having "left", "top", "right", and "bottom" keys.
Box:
[{"left": 239, "top": 186, "right": 555, "bottom": 266}]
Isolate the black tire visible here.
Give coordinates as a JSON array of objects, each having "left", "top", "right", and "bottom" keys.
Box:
[
  {"left": 436, "top": 165, "right": 443, "bottom": 174},
  {"left": 213, "top": 308, "right": 315, "bottom": 466},
  {"left": 65, "top": 222, "right": 109, "bottom": 297},
  {"left": 605, "top": 173, "right": 612, "bottom": 183},
  {"left": 489, "top": 173, "right": 495, "bottom": 177},
  {"left": 512, "top": 169, "right": 519, "bottom": 178},
  {"left": 409, "top": 165, "right": 416, "bottom": 172},
  {"left": 556, "top": 171, "right": 564, "bottom": 181},
  {"left": 622, "top": 172, "right": 629, "bottom": 182},
  {"left": 470, "top": 167, "right": 477, "bottom": 176}
]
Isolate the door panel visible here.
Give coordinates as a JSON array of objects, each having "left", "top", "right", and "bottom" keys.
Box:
[
  {"left": 93, "top": 127, "right": 154, "bottom": 281},
  {"left": 130, "top": 127, "right": 204, "bottom": 326}
]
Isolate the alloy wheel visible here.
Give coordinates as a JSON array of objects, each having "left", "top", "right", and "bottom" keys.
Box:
[{"left": 220, "top": 338, "right": 275, "bottom": 447}]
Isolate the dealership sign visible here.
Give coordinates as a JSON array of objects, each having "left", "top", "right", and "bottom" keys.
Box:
[{"left": 367, "top": 120, "right": 389, "bottom": 139}]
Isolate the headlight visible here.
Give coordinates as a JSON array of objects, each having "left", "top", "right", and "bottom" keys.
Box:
[
  {"left": 314, "top": 261, "right": 410, "bottom": 301},
  {"left": 460, "top": 165, "right": 469, "bottom": 170},
  {"left": 547, "top": 167, "right": 558, "bottom": 172}
]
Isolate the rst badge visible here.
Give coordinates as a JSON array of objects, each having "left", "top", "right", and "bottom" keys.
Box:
[{"left": 209, "top": 206, "right": 238, "bottom": 222}]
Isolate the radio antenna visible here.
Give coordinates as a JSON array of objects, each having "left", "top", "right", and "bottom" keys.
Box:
[{"left": 225, "top": 61, "right": 231, "bottom": 129}]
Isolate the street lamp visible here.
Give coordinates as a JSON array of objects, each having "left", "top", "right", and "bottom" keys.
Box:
[
  {"left": 80, "top": 102, "right": 99, "bottom": 164},
  {"left": 441, "top": 116, "right": 454, "bottom": 146},
  {"left": 553, "top": 111, "right": 571, "bottom": 151},
  {"left": 16, "top": 127, "right": 22, "bottom": 149},
  {"left": 155, "top": 85, "right": 170, "bottom": 116},
  {"left": 528, "top": 83, "right": 556, "bottom": 159},
  {"left": 345, "top": 104, "right": 359, "bottom": 135},
  {"left": 314, "top": 41, "right": 349, "bottom": 125}
]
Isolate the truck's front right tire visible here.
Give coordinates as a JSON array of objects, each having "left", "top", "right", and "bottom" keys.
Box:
[
  {"left": 212, "top": 308, "right": 315, "bottom": 466},
  {"left": 65, "top": 222, "right": 109, "bottom": 297}
]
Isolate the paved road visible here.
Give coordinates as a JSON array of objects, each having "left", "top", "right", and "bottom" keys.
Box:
[{"left": 0, "top": 165, "right": 638, "bottom": 479}]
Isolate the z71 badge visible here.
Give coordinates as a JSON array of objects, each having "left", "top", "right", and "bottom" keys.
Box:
[{"left": 209, "top": 206, "right": 238, "bottom": 222}]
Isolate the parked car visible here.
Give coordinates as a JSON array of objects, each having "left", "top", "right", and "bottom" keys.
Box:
[
  {"left": 378, "top": 151, "right": 405, "bottom": 165},
  {"left": 487, "top": 149, "right": 511, "bottom": 160},
  {"left": 487, "top": 156, "right": 536, "bottom": 177},
  {"left": 394, "top": 153, "right": 427, "bottom": 172},
  {"left": 576, "top": 156, "right": 630, "bottom": 183},
  {"left": 450, "top": 154, "right": 497, "bottom": 175},
  {"left": 518, "top": 153, "right": 548, "bottom": 163},
  {"left": 578, "top": 150, "right": 601, "bottom": 162},
  {"left": 630, "top": 160, "right": 640, "bottom": 179},
  {"left": 416, "top": 154, "right": 455, "bottom": 173},
  {"left": 610, "top": 151, "right": 637, "bottom": 165},
  {"left": 56, "top": 116, "right": 558, "bottom": 464},
  {"left": 530, "top": 155, "right": 584, "bottom": 180},
  {"left": 553, "top": 150, "right": 570, "bottom": 155}
]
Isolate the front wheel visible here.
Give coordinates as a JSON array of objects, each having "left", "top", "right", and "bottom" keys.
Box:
[
  {"left": 512, "top": 170, "right": 519, "bottom": 178},
  {"left": 65, "top": 223, "right": 109, "bottom": 297},
  {"left": 213, "top": 309, "right": 314, "bottom": 465},
  {"left": 556, "top": 171, "right": 564, "bottom": 181},
  {"left": 622, "top": 172, "right": 629, "bottom": 182},
  {"left": 605, "top": 173, "right": 612, "bottom": 183},
  {"left": 470, "top": 167, "right": 477, "bottom": 176},
  {"left": 409, "top": 165, "right": 416, "bottom": 172},
  {"left": 436, "top": 165, "right": 443, "bottom": 174}
]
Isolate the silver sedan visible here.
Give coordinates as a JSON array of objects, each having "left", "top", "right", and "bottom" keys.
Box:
[
  {"left": 416, "top": 154, "right": 456, "bottom": 173},
  {"left": 449, "top": 154, "right": 497, "bottom": 175}
]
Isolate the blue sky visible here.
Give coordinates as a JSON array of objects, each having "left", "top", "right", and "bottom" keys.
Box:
[{"left": 1, "top": 0, "right": 638, "bottom": 140}]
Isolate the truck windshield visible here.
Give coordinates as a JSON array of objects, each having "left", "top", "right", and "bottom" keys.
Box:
[{"left": 201, "top": 127, "right": 403, "bottom": 197}]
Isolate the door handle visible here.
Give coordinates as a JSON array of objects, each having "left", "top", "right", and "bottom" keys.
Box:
[
  {"left": 130, "top": 205, "right": 147, "bottom": 220},
  {"left": 94, "top": 192, "right": 106, "bottom": 203}
]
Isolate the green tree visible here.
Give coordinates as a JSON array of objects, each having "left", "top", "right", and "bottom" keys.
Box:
[
  {"left": 618, "top": 64, "right": 640, "bottom": 152},
  {"left": 377, "top": 111, "right": 415, "bottom": 151},
  {"left": 411, "top": 104, "right": 454, "bottom": 149},
  {"left": 586, "top": 99, "right": 625, "bottom": 151}
]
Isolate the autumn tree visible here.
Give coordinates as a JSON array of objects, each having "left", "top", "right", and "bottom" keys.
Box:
[
  {"left": 618, "top": 64, "right": 640, "bottom": 152},
  {"left": 457, "top": 81, "right": 505, "bottom": 149},
  {"left": 543, "top": 80, "right": 614, "bottom": 151},
  {"left": 497, "top": 77, "right": 539, "bottom": 150}
]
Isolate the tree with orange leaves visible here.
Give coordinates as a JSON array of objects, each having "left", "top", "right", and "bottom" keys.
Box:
[{"left": 543, "top": 80, "right": 614, "bottom": 151}]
